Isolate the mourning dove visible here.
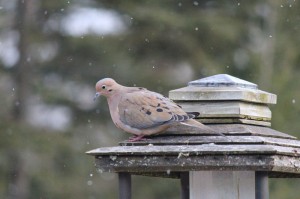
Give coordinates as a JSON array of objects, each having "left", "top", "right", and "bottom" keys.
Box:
[{"left": 94, "top": 78, "right": 216, "bottom": 141}]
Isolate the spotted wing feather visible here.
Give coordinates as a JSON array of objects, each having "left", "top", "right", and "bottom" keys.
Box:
[{"left": 118, "top": 89, "right": 192, "bottom": 129}]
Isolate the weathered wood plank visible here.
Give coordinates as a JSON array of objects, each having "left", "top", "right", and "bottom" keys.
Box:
[
  {"left": 120, "top": 135, "right": 300, "bottom": 148},
  {"left": 87, "top": 144, "right": 300, "bottom": 156},
  {"left": 260, "top": 137, "right": 300, "bottom": 148},
  {"left": 166, "top": 124, "right": 296, "bottom": 139},
  {"left": 93, "top": 154, "right": 275, "bottom": 173},
  {"left": 169, "top": 86, "right": 277, "bottom": 104},
  {"left": 198, "top": 118, "right": 271, "bottom": 126},
  {"left": 176, "top": 101, "right": 271, "bottom": 120},
  {"left": 93, "top": 154, "right": 300, "bottom": 177},
  {"left": 208, "top": 124, "right": 296, "bottom": 139},
  {"left": 120, "top": 135, "right": 262, "bottom": 146},
  {"left": 125, "top": 171, "right": 181, "bottom": 179}
]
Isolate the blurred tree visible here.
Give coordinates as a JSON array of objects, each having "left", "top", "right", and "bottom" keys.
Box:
[
  {"left": 13, "top": 0, "right": 30, "bottom": 121},
  {"left": 6, "top": 0, "right": 36, "bottom": 198},
  {"left": 1, "top": 0, "right": 300, "bottom": 198}
]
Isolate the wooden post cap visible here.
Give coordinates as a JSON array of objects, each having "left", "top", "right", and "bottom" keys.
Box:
[
  {"left": 169, "top": 74, "right": 277, "bottom": 104},
  {"left": 169, "top": 74, "right": 277, "bottom": 126},
  {"left": 188, "top": 74, "right": 258, "bottom": 89}
]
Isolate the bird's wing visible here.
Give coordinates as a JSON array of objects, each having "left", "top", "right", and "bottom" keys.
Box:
[{"left": 118, "top": 89, "right": 193, "bottom": 129}]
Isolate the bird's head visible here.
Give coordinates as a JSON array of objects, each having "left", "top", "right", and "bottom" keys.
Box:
[{"left": 94, "top": 78, "right": 119, "bottom": 100}]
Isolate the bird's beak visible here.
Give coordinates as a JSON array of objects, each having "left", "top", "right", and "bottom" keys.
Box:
[{"left": 94, "top": 92, "right": 100, "bottom": 101}]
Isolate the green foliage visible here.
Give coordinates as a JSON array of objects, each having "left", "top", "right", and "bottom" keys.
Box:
[{"left": 1, "top": 0, "right": 300, "bottom": 198}]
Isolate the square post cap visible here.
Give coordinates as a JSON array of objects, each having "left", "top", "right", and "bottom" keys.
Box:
[
  {"left": 169, "top": 74, "right": 277, "bottom": 104},
  {"left": 169, "top": 74, "right": 277, "bottom": 126}
]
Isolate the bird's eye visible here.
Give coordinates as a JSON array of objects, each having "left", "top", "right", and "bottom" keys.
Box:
[{"left": 102, "top": 85, "right": 106, "bottom": 89}]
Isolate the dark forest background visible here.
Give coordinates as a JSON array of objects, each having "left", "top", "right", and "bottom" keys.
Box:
[{"left": 1, "top": 0, "right": 300, "bottom": 198}]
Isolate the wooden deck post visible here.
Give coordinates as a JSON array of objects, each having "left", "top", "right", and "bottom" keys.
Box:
[{"left": 190, "top": 171, "right": 255, "bottom": 199}]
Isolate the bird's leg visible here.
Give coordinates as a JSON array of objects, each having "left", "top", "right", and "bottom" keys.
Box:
[{"left": 127, "top": 134, "right": 148, "bottom": 142}]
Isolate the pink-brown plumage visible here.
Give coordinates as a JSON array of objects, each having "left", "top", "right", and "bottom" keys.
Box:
[{"left": 94, "top": 78, "right": 214, "bottom": 141}]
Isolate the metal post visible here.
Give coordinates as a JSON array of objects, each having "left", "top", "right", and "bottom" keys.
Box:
[
  {"left": 255, "top": 172, "right": 269, "bottom": 199},
  {"left": 119, "top": 172, "right": 131, "bottom": 199},
  {"left": 180, "top": 172, "right": 189, "bottom": 199}
]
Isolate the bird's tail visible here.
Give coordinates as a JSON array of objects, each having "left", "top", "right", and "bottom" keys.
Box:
[{"left": 180, "top": 119, "right": 226, "bottom": 137}]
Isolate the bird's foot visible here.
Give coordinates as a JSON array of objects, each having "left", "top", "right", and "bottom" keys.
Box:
[{"left": 127, "top": 135, "right": 149, "bottom": 142}]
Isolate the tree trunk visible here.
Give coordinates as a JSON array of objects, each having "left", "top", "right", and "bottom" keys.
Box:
[
  {"left": 12, "top": 0, "right": 33, "bottom": 121},
  {"left": 8, "top": 0, "right": 37, "bottom": 198}
]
